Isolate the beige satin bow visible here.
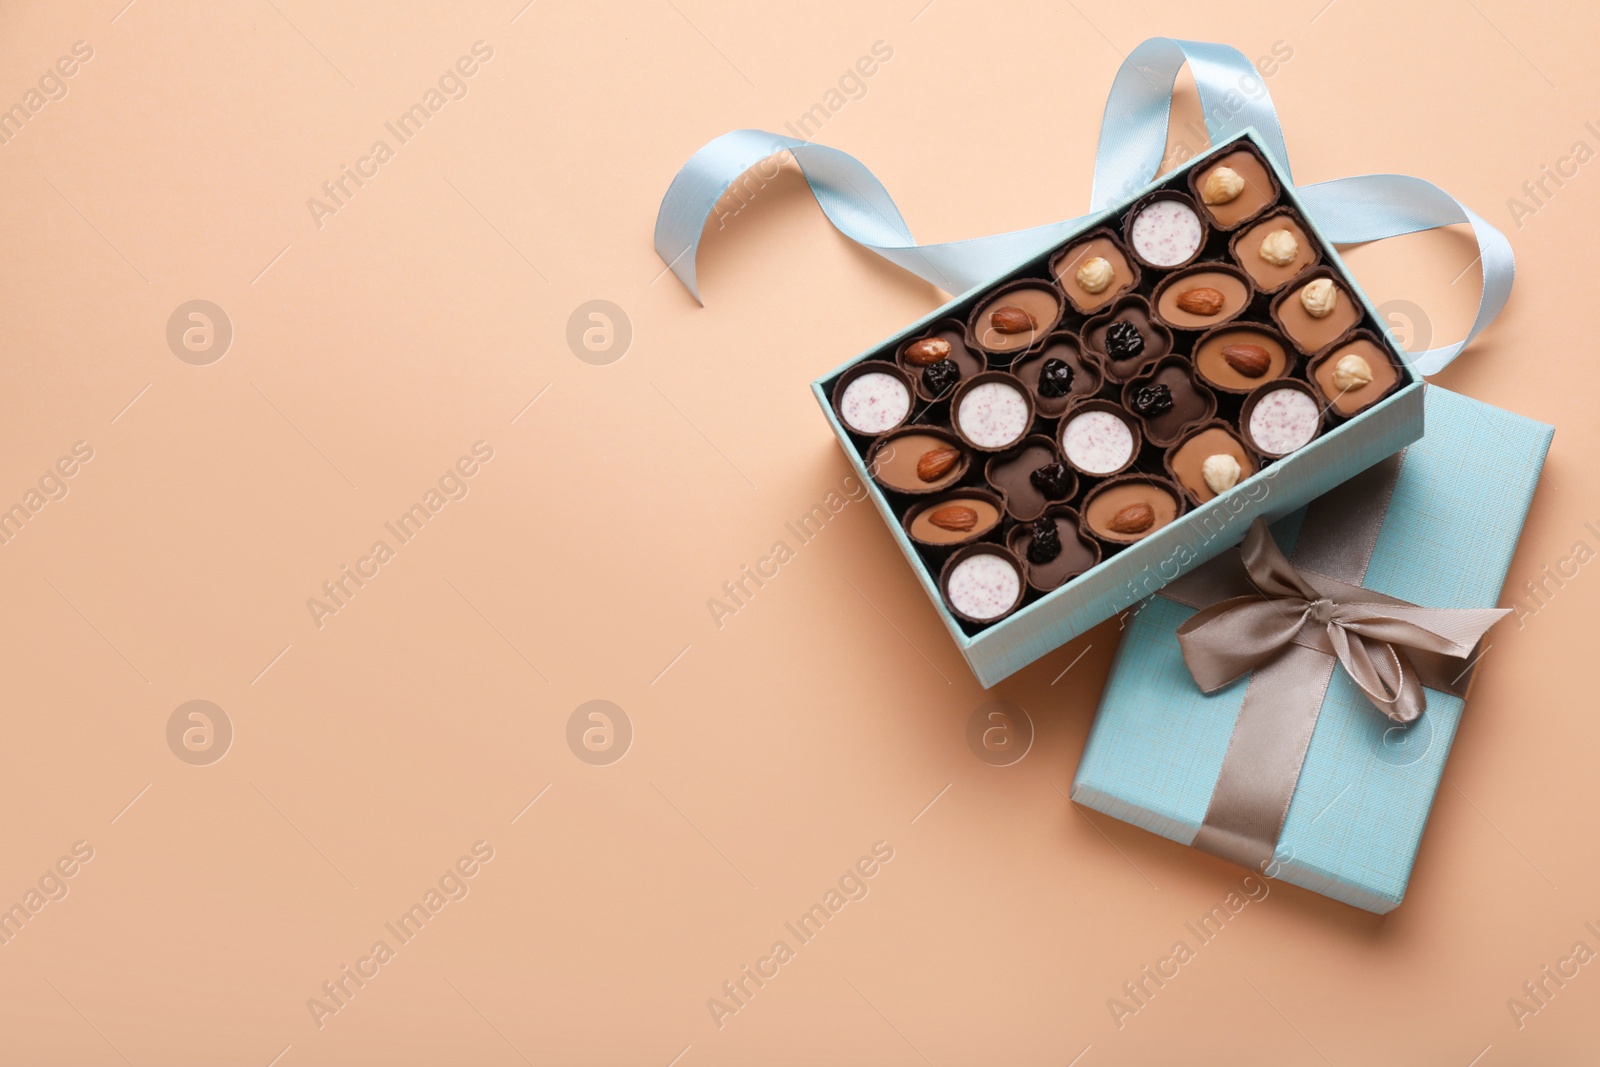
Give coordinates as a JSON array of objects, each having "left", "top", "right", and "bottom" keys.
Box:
[{"left": 1174, "top": 519, "right": 1509, "bottom": 723}]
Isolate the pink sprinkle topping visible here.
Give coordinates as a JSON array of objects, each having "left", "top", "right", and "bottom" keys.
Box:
[
  {"left": 840, "top": 372, "right": 911, "bottom": 434},
  {"left": 1130, "top": 200, "right": 1204, "bottom": 266},
  {"left": 946, "top": 553, "right": 1020, "bottom": 621},
  {"left": 956, "top": 381, "right": 1029, "bottom": 449},
  {"left": 1062, "top": 410, "right": 1134, "bottom": 474},
  {"left": 1248, "top": 387, "right": 1320, "bottom": 455}
]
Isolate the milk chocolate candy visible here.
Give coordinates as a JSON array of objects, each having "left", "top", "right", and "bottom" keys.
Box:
[
  {"left": 1189, "top": 144, "right": 1279, "bottom": 230},
  {"left": 1191, "top": 323, "right": 1295, "bottom": 394},
  {"left": 1080, "top": 475, "right": 1186, "bottom": 546},
  {"left": 868, "top": 426, "right": 970, "bottom": 495},
  {"left": 903, "top": 489, "right": 1006, "bottom": 547},
  {"left": 1082, "top": 295, "right": 1173, "bottom": 384},
  {"left": 1006, "top": 506, "right": 1100, "bottom": 592},
  {"left": 1270, "top": 266, "right": 1361, "bottom": 355},
  {"left": 1011, "top": 332, "right": 1102, "bottom": 417},
  {"left": 1122, "top": 357, "right": 1217, "bottom": 448},
  {"left": 967, "top": 280, "right": 1064, "bottom": 356},
  {"left": 1164, "top": 420, "right": 1258, "bottom": 506},
  {"left": 1229, "top": 210, "right": 1319, "bottom": 293},
  {"left": 1049, "top": 229, "right": 1140, "bottom": 314},
  {"left": 939, "top": 544, "right": 1025, "bottom": 625},
  {"left": 1152, "top": 264, "right": 1255, "bottom": 331},
  {"left": 1307, "top": 329, "right": 1403, "bottom": 418}
]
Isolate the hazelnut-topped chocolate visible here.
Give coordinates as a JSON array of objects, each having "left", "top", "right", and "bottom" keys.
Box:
[
  {"left": 897, "top": 319, "right": 985, "bottom": 400},
  {"left": 1309, "top": 331, "right": 1401, "bottom": 417},
  {"left": 1273, "top": 268, "right": 1360, "bottom": 354},
  {"left": 1152, "top": 266, "right": 1253, "bottom": 330},
  {"left": 1166, "top": 422, "right": 1257, "bottom": 504},
  {"left": 985, "top": 436, "right": 1075, "bottom": 522},
  {"left": 1193, "top": 324, "right": 1293, "bottom": 393},
  {"left": 1126, "top": 192, "right": 1206, "bottom": 269},
  {"left": 1242, "top": 380, "right": 1323, "bottom": 458},
  {"left": 1231, "top": 212, "right": 1318, "bottom": 293},
  {"left": 1050, "top": 230, "right": 1138, "bottom": 314},
  {"left": 968, "top": 281, "right": 1063, "bottom": 355},
  {"left": 1082, "top": 295, "right": 1173, "bottom": 383},
  {"left": 1007, "top": 508, "right": 1100, "bottom": 592},
  {"left": 905, "top": 491, "right": 1004, "bottom": 546},
  {"left": 832, "top": 363, "right": 912, "bottom": 436},
  {"left": 1012, "top": 333, "right": 1101, "bottom": 417},
  {"left": 1123, "top": 358, "right": 1216, "bottom": 447},
  {"left": 951, "top": 372, "right": 1034, "bottom": 452},
  {"left": 1190, "top": 147, "right": 1278, "bottom": 229},
  {"left": 1082, "top": 477, "right": 1184, "bottom": 545},
  {"left": 869, "top": 427, "right": 968, "bottom": 495}
]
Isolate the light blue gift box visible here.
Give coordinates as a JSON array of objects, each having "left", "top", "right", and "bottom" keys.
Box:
[
  {"left": 1072, "top": 387, "right": 1552, "bottom": 912},
  {"left": 811, "top": 131, "right": 1423, "bottom": 687}
]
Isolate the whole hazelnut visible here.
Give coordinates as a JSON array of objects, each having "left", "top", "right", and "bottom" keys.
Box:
[
  {"left": 1258, "top": 228, "right": 1299, "bottom": 267},
  {"left": 1331, "top": 353, "right": 1375, "bottom": 392},
  {"left": 1202, "top": 166, "right": 1246, "bottom": 205},
  {"left": 1201, "top": 453, "right": 1242, "bottom": 495},
  {"left": 1299, "top": 278, "right": 1338, "bottom": 319},
  {"left": 1075, "top": 256, "right": 1115, "bottom": 295}
]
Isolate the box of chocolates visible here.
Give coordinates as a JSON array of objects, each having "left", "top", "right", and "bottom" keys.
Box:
[{"left": 811, "top": 131, "right": 1425, "bottom": 686}]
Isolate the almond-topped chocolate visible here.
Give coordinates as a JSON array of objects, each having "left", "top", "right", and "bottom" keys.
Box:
[
  {"left": 868, "top": 427, "right": 969, "bottom": 494},
  {"left": 1050, "top": 229, "right": 1139, "bottom": 314},
  {"left": 1122, "top": 358, "right": 1216, "bottom": 447},
  {"left": 985, "top": 436, "right": 1074, "bottom": 522},
  {"left": 1011, "top": 333, "right": 1101, "bottom": 416},
  {"left": 1272, "top": 268, "right": 1361, "bottom": 354},
  {"left": 1193, "top": 324, "right": 1294, "bottom": 393},
  {"left": 1309, "top": 330, "right": 1401, "bottom": 417},
  {"left": 905, "top": 491, "right": 1004, "bottom": 546},
  {"left": 1189, "top": 146, "right": 1278, "bottom": 229},
  {"left": 1082, "top": 295, "right": 1173, "bottom": 383},
  {"left": 1153, "top": 266, "right": 1254, "bottom": 330},
  {"left": 1081, "top": 477, "right": 1184, "bottom": 545},
  {"left": 1231, "top": 211, "right": 1318, "bottom": 292},
  {"left": 967, "top": 281, "right": 1063, "bottom": 355}
]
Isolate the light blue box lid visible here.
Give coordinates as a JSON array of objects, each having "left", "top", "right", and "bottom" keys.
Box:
[{"left": 1072, "top": 387, "right": 1553, "bottom": 913}]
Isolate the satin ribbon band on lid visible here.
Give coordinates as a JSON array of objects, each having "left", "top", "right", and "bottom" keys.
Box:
[
  {"left": 653, "top": 36, "right": 1514, "bottom": 377},
  {"left": 1157, "top": 457, "right": 1508, "bottom": 872}
]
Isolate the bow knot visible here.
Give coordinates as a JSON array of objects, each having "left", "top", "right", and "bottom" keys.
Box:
[{"left": 1174, "top": 521, "right": 1509, "bottom": 723}]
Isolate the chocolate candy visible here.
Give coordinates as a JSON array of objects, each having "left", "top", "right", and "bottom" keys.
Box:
[
  {"left": 923, "top": 359, "right": 961, "bottom": 397},
  {"left": 1026, "top": 517, "right": 1061, "bottom": 563},
  {"left": 1129, "top": 383, "right": 1172, "bottom": 417},
  {"left": 941, "top": 546, "right": 1024, "bottom": 624},
  {"left": 1104, "top": 321, "right": 1145, "bottom": 362},
  {"left": 1029, "top": 461, "right": 1073, "bottom": 500},
  {"left": 985, "top": 437, "right": 1070, "bottom": 522}
]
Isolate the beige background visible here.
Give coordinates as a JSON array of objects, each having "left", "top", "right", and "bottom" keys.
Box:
[{"left": 1, "top": 0, "right": 1597, "bottom": 1063}]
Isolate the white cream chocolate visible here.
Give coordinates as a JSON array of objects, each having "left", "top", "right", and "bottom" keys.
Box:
[
  {"left": 1248, "top": 387, "right": 1320, "bottom": 455},
  {"left": 1130, "top": 200, "right": 1204, "bottom": 266},
  {"left": 946, "top": 553, "right": 1021, "bottom": 621},
  {"left": 1062, "top": 410, "right": 1134, "bottom": 474},
  {"left": 956, "top": 381, "right": 1030, "bottom": 449},
  {"left": 839, "top": 372, "right": 911, "bottom": 435}
]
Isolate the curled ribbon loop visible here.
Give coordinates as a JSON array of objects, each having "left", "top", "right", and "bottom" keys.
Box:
[{"left": 1174, "top": 520, "right": 1507, "bottom": 723}]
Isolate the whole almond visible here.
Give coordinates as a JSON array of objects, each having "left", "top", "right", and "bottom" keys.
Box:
[
  {"left": 1108, "top": 502, "right": 1156, "bottom": 535},
  {"left": 1175, "top": 287, "right": 1225, "bottom": 316},
  {"left": 928, "top": 505, "right": 979, "bottom": 532},
  {"left": 905, "top": 337, "right": 952, "bottom": 366},
  {"left": 916, "top": 447, "right": 961, "bottom": 482},
  {"left": 1221, "top": 343, "right": 1271, "bottom": 378},
  {"left": 990, "top": 305, "right": 1036, "bottom": 334}
]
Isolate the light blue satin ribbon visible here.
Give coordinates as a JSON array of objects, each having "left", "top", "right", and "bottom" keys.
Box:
[{"left": 654, "top": 37, "right": 1512, "bottom": 376}]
